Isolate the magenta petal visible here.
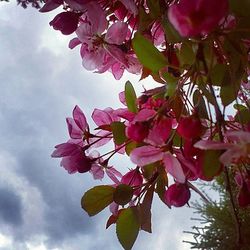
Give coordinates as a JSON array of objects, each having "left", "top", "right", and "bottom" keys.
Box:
[
  {"left": 85, "top": 2, "right": 107, "bottom": 34},
  {"left": 111, "top": 62, "right": 124, "bottom": 80},
  {"left": 105, "top": 22, "right": 128, "bottom": 45},
  {"left": 92, "top": 108, "right": 119, "bottom": 126},
  {"left": 90, "top": 130, "right": 112, "bottom": 148},
  {"left": 226, "top": 131, "right": 250, "bottom": 143},
  {"left": 66, "top": 117, "right": 83, "bottom": 139},
  {"left": 194, "top": 140, "right": 231, "bottom": 150},
  {"left": 81, "top": 45, "right": 106, "bottom": 70},
  {"left": 133, "top": 109, "right": 156, "bottom": 122},
  {"left": 104, "top": 44, "right": 128, "bottom": 67},
  {"left": 51, "top": 143, "right": 79, "bottom": 157},
  {"left": 106, "top": 167, "right": 123, "bottom": 184},
  {"left": 109, "top": 201, "right": 119, "bottom": 215},
  {"left": 121, "top": 169, "right": 143, "bottom": 187},
  {"left": 115, "top": 108, "right": 135, "bottom": 122},
  {"left": 163, "top": 152, "right": 186, "bottom": 183},
  {"left": 49, "top": 12, "right": 79, "bottom": 35},
  {"left": 73, "top": 105, "right": 88, "bottom": 131},
  {"left": 146, "top": 118, "right": 172, "bottom": 146},
  {"left": 119, "top": 91, "right": 126, "bottom": 105},
  {"left": 130, "top": 146, "right": 164, "bottom": 166},
  {"left": 90, "top": 164, "right": 104, "bottom": 180},
  {"left": 126, "top": 122, "right": 149, "bottom": 142},
  {"left": 168, "top": 0, "right": 228, "bottom": 37},
  {"left": 119, "top": 0, "right": 138, "bottom": 16},
  {"left": 69, "top": 37, "right": 81, "bottom": 49},
  {"left": 60, "top": 156, "right": 78, "bottom": 174},
  {"left": 164, "top": 183, "right": 190, "bottom": 207}
]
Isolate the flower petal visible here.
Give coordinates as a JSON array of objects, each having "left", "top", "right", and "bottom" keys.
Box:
[
  {"left": 163, "top": 152, "right": 186, "bottom": 183},
  {"left": 130, "top": 145, "right": 163, "bottom": 166}
]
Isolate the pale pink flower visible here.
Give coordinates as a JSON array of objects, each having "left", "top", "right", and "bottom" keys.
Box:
[
  {"left": 92, "top": 108, "right": 120, "bottom": 127},
  {"left": 66, "top": 105, "right": 88, "bottom": 140},
  {"left": 194, "top": 131, "right": 250, "bottom": 165},
  {"left": 163, "top": 152, "right": 186, "bottom": 183},
  {"left": 69, "top": 2, "right": 129, "bottom": 77},
  {"left": 130, "top": 146, "right": 186, "bottom": 183},
  {"left": 130, "top": 145, "right": 164, "bottom": 166},
  {"left": 168, "top": 0, "right": 228, "bottom": 37}
]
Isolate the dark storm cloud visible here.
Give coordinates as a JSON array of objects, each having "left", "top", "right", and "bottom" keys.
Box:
[{"left": 0, "top": 186, "right": 23, "bottom": 226}]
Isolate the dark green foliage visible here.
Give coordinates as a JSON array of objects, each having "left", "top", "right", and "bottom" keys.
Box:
[{"left": 185, "top": 178, "right": 250, "bottom": 250}]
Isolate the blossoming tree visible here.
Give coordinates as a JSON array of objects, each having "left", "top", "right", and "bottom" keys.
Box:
[{"left": 10, "top": 0, "right": 250, "bottom": 249}]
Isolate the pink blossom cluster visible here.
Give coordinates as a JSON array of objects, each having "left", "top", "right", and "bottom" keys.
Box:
[
  {"left": 41, "top": 0, "right": 230, "bottom": 79},
  {"left": 52, "top": 86, "right": 250, "bottom": 210},
  {"left": 42, "top": 0, "right": 250, "bottom": 247}
]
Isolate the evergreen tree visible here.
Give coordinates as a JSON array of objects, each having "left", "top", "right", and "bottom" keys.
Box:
[{"left": 185, "top": 175, "right": 250, "bottom": 250}]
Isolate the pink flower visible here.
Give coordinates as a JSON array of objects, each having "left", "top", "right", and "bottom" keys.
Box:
[
  {"left": 146, "top": 118, "right": 172, "bottom": 146},
  {"left": 126, "top": 123, "right": 149, "bottom": 142},
  {"left": 118, "top": 0, "right": 138, "bottom": 16},
  {"left": 194, "top": 131, "right": 250, "bottom": 165},
  {"left": 164, "top": 183, "right": 191, "bottom": 207},
  {"left": 51, "top": 143, "right": 92, "bottom": 173},
  {"left": 177, "top": 116, "right": 202, "bottom": 140},
  {"left": 163, "top": 152, "right": 186, "bottom": 183},
  {"left": 69, "top": 2, "right": 129, "bottom": 78},
  {"left": 121, "top": 169, "right": 143, "bottom": 195},
  {"left": 130, "top": 146, "right": 186, "bottom": 183},
  {"left": 66, "top": 105, "right": 88, "bottom": 140},
  {"left": 130, "top": 145, "right": 164, "bottom": 166},
  {"left": 168, "top": 0, "right": 228, "bottom": 37},
  {"left": 92, "top": 108, "right": 120, "bottom": 127}
]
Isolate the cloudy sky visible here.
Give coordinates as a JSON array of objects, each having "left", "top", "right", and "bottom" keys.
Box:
[{"left": 0, "top": 2, "right": 201, "bottom": 250}]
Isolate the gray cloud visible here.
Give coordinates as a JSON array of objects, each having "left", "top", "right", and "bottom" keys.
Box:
[{"left": 0, "top": 186, "right": 23, "bottom": 226}]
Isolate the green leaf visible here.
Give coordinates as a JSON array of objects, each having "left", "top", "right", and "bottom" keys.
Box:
[
  {"left": 138, "top": 7, "right": 153, "bottom": 32},
  {"left": 125, "top": 81, "right": 138, "bottom": 113},
  {"left": 132, "top": 32, "right": 168, "bottom": 72},
  {"left": 233, "top": 104, "right": 247, "bottom": 111},
  {"left": 81, "top": 185, "right": 115, "bottom": 216},
  {"left": 142, "top": 163, "right": 156, "bottom": 180},
  {"left": 139, "top": 184, "right": 154, "bottom": 233},
  {"left": 116, "top": 207, "right": 140, "bottom": 250},
  {"left": 113, "top": 184, "right": 134, "bottom": 206},
  {"left": 111, "top": 121, "right": 127, "bottom": 145},
  {"left": 178, "top": 42, "right": 196, "bottom": 67},
  {"left": 146, "top": 0, "right": 161, "bottom": 18},
  {"left": 162, "top": 19, "right": 183, "bottom": 43},
  {"left": 229, "top": 0, "right": 250, "bottom": 17},
  {"left": 162, "top": 72, "right": 178, "bottom": 97},
  {"left": 193, "top": 89, "right": 209, "bottom": 119},
  {"left": 210, "top": 64, "right": 227, "bottom": 86},
  {"left": 125, "top": 141, "right": 138, "bottom": 155},
  {"left": 172, "top": 132, "right": 182, "bottom": 147},
  {"left": 235, "top": 109, "right": 250, "bottom": 124},
  {"left": 155, "top": 165, "right": 168, "bottom": 205},
  {"left": 201, "top": 150, "right": 222, "bottom": 179},
  {"left": 220, "top": 84, "right": 238, "bottom": 106}
]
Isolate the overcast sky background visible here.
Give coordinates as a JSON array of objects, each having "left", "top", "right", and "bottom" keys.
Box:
[{"left": 0, "top": 2, "right": 203, "bottom": 250}]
